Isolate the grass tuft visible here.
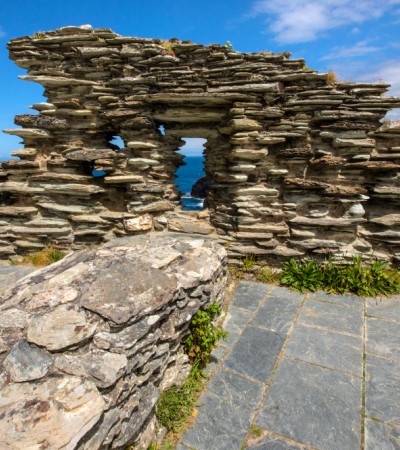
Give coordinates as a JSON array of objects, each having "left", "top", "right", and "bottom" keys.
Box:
[{"left": 21, "top": 246, "right": 66, "bottom": 267}]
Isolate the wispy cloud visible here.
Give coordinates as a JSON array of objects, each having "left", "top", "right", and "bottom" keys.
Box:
[
  {"left": 250, "top": 0, "right": 400, "bottom": 43},
  {"left": 0, "top": 27, "right": 6, "bottom": 38},
  {"left": 321, "top": 40, "right": 381, "bottom": 61},
  {"left": 362, "top": 60, "right": 400, "bottom": 97}
]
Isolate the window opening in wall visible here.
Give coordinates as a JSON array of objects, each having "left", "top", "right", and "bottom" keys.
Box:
[
  {"left": 175, "top": 138, "right": 207, "bottom": 211},
  {"left": 110, "top": 135, "right": 124, "bottom": 150},
  {"left": 383, "top": 108, "right": 400, "bottom": 121}
]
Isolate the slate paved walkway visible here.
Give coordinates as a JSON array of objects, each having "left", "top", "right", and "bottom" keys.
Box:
[{"left": 179, "top": 282, "right": 400, "bottom": 450}]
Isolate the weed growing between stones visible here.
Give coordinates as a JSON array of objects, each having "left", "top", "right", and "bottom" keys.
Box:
[
  {"left": 155, "top": 303, "right": 227, "bottom": 438},
  {"left": 20, "top": 246, "right": 66, "bottom": 267}
]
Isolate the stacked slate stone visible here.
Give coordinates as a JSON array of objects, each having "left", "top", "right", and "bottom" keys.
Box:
[
  {"left": 1, "top": 25, "right": 400, "bottom": 263},
  {"left": 0, "top": 234, "right": 227, "bottom": 449}
]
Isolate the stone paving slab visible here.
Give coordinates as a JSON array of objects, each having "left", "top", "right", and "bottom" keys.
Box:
[
  {"left": 251, "top": 296, "right": 301, "bottom": 334},
  {"left": 230, "top": 282, "right": 270, "bottom": 312},
  {"left": 366, "top": 296, "right": 400, "bottom": 322},
  {"left": 255, "top": 358, "right": 362, "bottom": 450},
  {"left": 181, "top": 369, "right": 264, "bottom": 450},
  {"left": 299, "top": 298, "right": 363, "bottom": 336},
  {"left": 179, "top": 282, "right": 400, "bottom": 450},
  {"left": 285, "top": 323, "right": 363, "bottom": 376},
  {"left": 366, "top": 317, "right": 400, "bottom": 360},
  {"left": 365, "top": 354, "right": 400, "bottom": 427},
  {"left": 222, "top": 306, "right": 254, "bottom": 347},
  {"left": 223, "top": 326, "right": 286, "bottom": 382},
  {"left": 365, "top": 418, "right": 400, "bottom": 450},
  {"left": 307, "top": 291, "right": 364, "bottom": 310}
]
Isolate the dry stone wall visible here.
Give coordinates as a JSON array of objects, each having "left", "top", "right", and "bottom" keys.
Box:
[
  {"left": 1, "top": 25, "right": 400, "bottom": 263},
  {"left": 0, "top": 233, "right": 227, "bottom": 449}
]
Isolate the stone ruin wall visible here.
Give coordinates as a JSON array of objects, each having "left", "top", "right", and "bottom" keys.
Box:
[{"left": 1, "top": 25, "right": 400, "bottom": 264}]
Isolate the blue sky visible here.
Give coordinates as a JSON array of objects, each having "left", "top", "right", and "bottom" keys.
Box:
[{"left": 1, "top": 0, "right": 399, "bottom": 159}]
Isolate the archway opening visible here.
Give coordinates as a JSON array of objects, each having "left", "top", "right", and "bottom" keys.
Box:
[{"left": 175, "top": 138, "right": 207, "bottom": 211}]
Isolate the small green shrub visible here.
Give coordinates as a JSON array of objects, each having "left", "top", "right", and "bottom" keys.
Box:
[
  {"left": 280, "top": 258, "right": 323, "bottom": 293},
  {"left": 280, "top": 257, "right": 400, "bottom": 296},
  {"left": 184, "top": 303, "right": 227, "bottom": 371}
]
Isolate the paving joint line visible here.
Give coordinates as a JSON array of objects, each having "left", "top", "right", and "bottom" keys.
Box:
[
  {"left": 361, "top": 296, "right": 366, "bottom": 450},
  {"left": 293, "top": 321, "right": 362, "bottom": 339},
  {"left": 364, "top": 415, "right": 400, "bottom": 431},
  {"left": 283, "top": 355, "right": 363, "bottom": 379},
  {"left": 249, "top": 427, "right": 319, "bottom": 450},
  {"left": 242, "top": 292, "right": 308, "bottom": 447}
]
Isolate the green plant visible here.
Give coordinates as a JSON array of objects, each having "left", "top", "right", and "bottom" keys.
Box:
[
  {"left": 255, "top": 266, "right": 281, "bottom": 284},
  {"left": 33, "top": 31, "right": 45, "bottom": 40},
  {"left": 161, "top": 41, "right": 175, "bottom": 56},
  {"left": 21, "top": 246, "right": 66, "bottom": 267},
  {"left": 224, "top": 40, "right": 233, "bottom": 50},
  {"left": 280, "top": 258, "right": 323, "bottom": 293},
  {"left": 184, "top": 303, "right": 227, "bottom": 371},
  {"left": 156, "top": 303, "right": 226, "bottom": 434},
  {"left": 242, "top": 254, "right": 256, "bottom": 272},
  {"left": 280, "top": 256, "right": 400, "bottom": 296},
  {"left": 156, "top": 370, "right": 202, "bottom": 433},
  {"left": 249, "top": 424, "right": 263, "bottom": 438}
]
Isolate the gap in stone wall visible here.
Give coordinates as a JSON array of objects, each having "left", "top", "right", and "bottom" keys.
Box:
[
  {"left": 384, "top": 108, "right": 400, "bottom": 120},
  {"left": 175, "top": 138, "right": 206, "bottom": 211}
]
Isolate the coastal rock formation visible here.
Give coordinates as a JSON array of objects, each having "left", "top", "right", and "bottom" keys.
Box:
[
  {"left": 1, "top": 25, "right": 400, "bottom": 263},
  {"left": 191, "top": 176, "right": 212, "bottom": 198},
  {"left": 0, "top": 233, "right": 227, "bottom": 449}
]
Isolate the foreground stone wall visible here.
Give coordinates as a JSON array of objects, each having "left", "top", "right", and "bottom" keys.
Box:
[
  {"left": 0, "top": 234, "right": 227, "bottom": 449},
  {"left": 1, "top": 25, "right": 400, "bottom": 263}
]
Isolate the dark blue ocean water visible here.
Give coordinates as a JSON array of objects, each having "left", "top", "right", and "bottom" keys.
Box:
[{"left": 175, "top": 156, "right": 205, "bottom": 211}]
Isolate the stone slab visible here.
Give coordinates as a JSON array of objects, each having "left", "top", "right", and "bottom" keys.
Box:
[
  {"left": 246, "top": 434, "right": 307, "bottom": 449},
  {"left": 255, "top": 358, "right": 362, "bottom": 450},
  {"left": 366, "top": 297, "right": 400, "bottom": 322},
  {"left": 251, "top": 296, "right": 301, "bottom": 334},
  {"left": 307, "top": 291, "right": 364, "bottom": 310},
  {"left": 230, "top": 282, "right": 270, "bottom": 312},
  {"left": 222, "top": 306, "right": 253, "bottom": 347},
  {"left": 268, "top": 286, "right": 304, "bottom": 302},
  {"left": 299, "top": 299, "right": 363, "bottom": 336},
  {"left": 202, "top": 345, "right": 228, "bottom": 377},
  {"left": 181, "top": 369, "right": 263, "bottom": 450},
  {"left": 365, "top": 354, "right": 400, "bottom": 426},
  {"left": 366, "top": 317, "right": 400, "bottom": 361},
  {"left": 365, "top": 418, "right": 400, "bottom": 450},
  {"left": 285, "top": 323, "right": 363, "bottom": 376},
  {"left": 223, "top": 326, "right": 286, "bottom": 382},
  {"left": 207, "top": 367, "right": 264, "bottom": 406}
]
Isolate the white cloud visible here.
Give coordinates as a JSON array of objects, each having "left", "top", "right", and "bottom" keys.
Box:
[
  {"left": 327, "top": 59, "right": 400, "bottom": 96},
  {"left": 362, "top": 60, "right": 400, "bottom": 96},
  {"left": 250, "top": 0, "right": 400, "bottom": 43},
  {"left": 321, "top": 40, "right": 382, "bottom": 60}
]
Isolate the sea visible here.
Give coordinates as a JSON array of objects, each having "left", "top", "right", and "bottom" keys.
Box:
[
  {"left": 0, "top": 155, "right": 206, "bottom": 211},
  {"left": 175, "top": 156, "right": 205, "bottom": 211}
]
